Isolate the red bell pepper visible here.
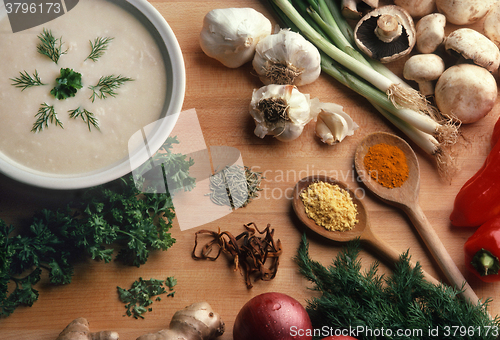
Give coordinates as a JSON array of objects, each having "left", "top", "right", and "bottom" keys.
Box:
[
  {"left": 464, "top": 215, "right": 500, "bottom": 282},
  {"left": 449, "top": 129, "right": 500, "bottom": 227}
]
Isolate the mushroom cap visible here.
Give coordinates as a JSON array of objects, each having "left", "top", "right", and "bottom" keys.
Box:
[
  {"left": 484, "top": 2, "right": 500, "bottom": 48},
  {"left": 416, "top": 13, "right": 446, "bottom": 54},
  {"left": 354, "top": 5, "right": 416, "bottom": 63},
  {"left": 435, "top": 64, "right": 497, "bottom": 124},
  {"left": 403, "top": 54, "right": 445, "bottom": 81},
  {"left": 445, "top": 28, "right": 500, "bottom": 73},
  {"left": 394, "top": 0, "right": 436, "bottom": 18},
  {"left": 436, "top": 0, "right": 495, "bottom": 25}
]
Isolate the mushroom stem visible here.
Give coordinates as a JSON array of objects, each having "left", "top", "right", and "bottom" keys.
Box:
[
  {"left": 417, "top": 81, "right": 435, "bottom": 97},
  {"left": 375, "top": 14, "right": 402, "bottom": 42}
]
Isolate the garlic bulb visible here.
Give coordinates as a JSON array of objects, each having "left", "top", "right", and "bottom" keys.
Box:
[
  {"left": 253, "top": 29, "right": 321, "bottom": 86},
  {"left": 313, "top": 100, "right": 359, "bottom": 144},
  {"left": 250, "top": 84, "right": 313, "bottom": 142},
  {"left": 200, "top": 8, "right": 272, "bottom": 68}
]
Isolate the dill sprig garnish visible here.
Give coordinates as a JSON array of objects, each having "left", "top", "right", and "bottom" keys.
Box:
[
  {"left": 69, "top": 107, "right": 100, "bottom": 132},
  {"left": 32, "top": 103, "right": 63, "bottom": 133},
  {"left": 10, "top": 70, "right": 46, "bottom": 91},
  {"left": 37, "top": 28, "right": 67, "bottom": 64},
  {"left": 85, "top": 37, "right": 114, "bottom": 62},
  {"left": 88, "top": 75, "right": 133, "bottom": 102}
]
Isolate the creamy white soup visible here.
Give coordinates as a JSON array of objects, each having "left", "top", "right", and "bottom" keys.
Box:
[{"left": 0, "top": 0, "right": 167, "bottom": 175}]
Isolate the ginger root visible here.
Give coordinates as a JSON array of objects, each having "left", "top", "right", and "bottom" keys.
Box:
[
  {"left": 56, "top": 317, "right": 119, "bottom": 340},
  {"left": 136, "top": 302, "right": 225, "bottom": 340}
]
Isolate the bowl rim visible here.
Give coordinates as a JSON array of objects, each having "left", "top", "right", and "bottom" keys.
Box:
[{"left": 0, "top": 0, "right": 186, "bottom": 190}]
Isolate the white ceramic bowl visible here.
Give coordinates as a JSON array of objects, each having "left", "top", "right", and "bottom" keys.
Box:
[{"left": 0, "top": 0, "right": 185, "bottom": 190}]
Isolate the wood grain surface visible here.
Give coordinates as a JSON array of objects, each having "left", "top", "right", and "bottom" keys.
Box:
[{"left": 2, "top": 0, "right": 500, "bottom": 339}]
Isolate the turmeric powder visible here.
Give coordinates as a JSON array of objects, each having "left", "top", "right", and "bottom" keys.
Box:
[{"left": 363, "top": 143, "right": 409, "bottom": 188}]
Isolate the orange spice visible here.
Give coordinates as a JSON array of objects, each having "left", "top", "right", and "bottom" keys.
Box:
[{"left": 363, "top": 143, "right": 409, "bottom": 188}]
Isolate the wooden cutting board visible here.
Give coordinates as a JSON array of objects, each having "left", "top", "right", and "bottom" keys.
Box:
[{"left": 2, "top": 1, "right": 500, "bottom": 339}]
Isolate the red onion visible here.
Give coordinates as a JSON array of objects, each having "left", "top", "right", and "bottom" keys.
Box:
[{"left": 233, "top": 292, "right": 313, "bottom": 340}]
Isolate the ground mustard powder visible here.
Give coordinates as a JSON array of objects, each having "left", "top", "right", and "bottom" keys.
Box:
[{"left": 300, "top": 181, "right": 358, "bottom": 231}]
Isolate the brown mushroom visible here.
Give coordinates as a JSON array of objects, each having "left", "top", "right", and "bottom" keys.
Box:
[
  {"left": 445, "top": 28, "right": 500, "bottom": 73},
  {"left": 354, "top": 5, "right": 416, "bottom": 63}
]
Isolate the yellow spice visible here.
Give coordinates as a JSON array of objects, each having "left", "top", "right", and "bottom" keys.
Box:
[{"left": 300, "top": 181, "right": 358, "bottom": 232}]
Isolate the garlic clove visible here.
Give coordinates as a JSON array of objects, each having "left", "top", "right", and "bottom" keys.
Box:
[
  {"left": 200, "top": 8, "right": 272, "bottom": 68},
  {"left": 313, "top": 102, "right": 359, "bottom": 144}
]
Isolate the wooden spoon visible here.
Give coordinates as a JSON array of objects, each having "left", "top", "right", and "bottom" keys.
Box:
[
  {"left": 292, "top": 175, "right": 440, "bottom": 286},
  {"left": 354, "top": 132, "right": 479, "bottom": 303}
]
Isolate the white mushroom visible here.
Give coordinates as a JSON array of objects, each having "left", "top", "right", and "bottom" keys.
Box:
[
  {"left": 445, "top": 28, "right": 500, "bottom": 73},
  {"left": 403, "top": 54, "right": 445, "bottom": 96},
  {"left": 416, "top": 13, "right": 446, "bottom": 54},
  {"left": 394, "top": 0, "right": 436, "bottom": 18},
  {"left": 354, "top": 5, "right": 416, "bottom": 63},
  {"left": 435, "top": 64, "right": 498, "bottom": 124},
  {"left": 484, "top": 2, "right": 500, "bottom": 48},
  {"left": 435, "top": 0, "right": 495, "bottom": 25}
]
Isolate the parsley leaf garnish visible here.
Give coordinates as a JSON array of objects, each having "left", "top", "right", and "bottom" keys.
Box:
[
  {"left": 117, "top": 277, "right": 176, "bottom": 319},
  {"left": 50, "top": 68, "right": 83, "bottom": 100}
]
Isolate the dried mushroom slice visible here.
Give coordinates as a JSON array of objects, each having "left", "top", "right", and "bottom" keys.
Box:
[{"left": 354, "top": 5, "right": 416, "bottom": 63}]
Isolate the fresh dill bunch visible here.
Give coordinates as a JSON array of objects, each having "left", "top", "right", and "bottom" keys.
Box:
[
  {"left": 10, "top": 70, "right": 46, "bottom": 91},
  {"left": 36, "top": 28, "right": 67, "bottom": 64},
  {"left": 32, "top": 103, "right": 63, "bottom": 133},
  {"left": 68, "top": 107, "right": 100, "bottom": 132},
  {"left": 85, "top": 36, "right": 114, "bottom": 62},
  {"left": 88, "top": 74, "right": 134, "bottom": 102},
  {"left": 295, "top": 235, "right": 500, "bottom": 340}
]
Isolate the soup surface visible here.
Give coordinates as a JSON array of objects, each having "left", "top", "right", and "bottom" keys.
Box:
[{"left": 0, "top": 0, "right": 167, "bottom": 175}]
